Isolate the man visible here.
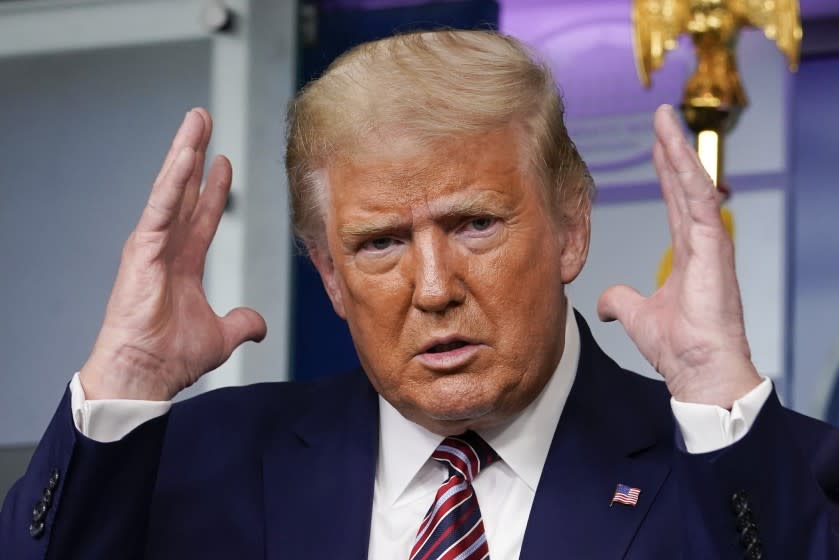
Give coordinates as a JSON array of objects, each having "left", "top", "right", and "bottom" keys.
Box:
[{"left": 1, "top": 30, "right": 837, "bottom": 559}]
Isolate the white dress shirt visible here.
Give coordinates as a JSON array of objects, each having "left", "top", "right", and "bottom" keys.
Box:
[
  {"left": 368, "top": 301, "right": 581, "bottom": 559},
  {"left": 68, "top": 302, "right": 772, "bottom": 559}
]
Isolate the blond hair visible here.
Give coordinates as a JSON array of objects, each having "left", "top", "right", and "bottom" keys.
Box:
[{"left": 286, "top": 29, "right": 594, "bottom": 246}]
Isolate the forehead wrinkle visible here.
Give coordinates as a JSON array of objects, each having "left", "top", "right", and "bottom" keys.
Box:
[
  {"left": 328, "top": 132, "right": 526, "bottom": 243},
  {"left": 422, "top": 190, "right": 509, "bottom": 221},
  {"left": 336, "top": 187, "right": 509, "bottom": 241}
]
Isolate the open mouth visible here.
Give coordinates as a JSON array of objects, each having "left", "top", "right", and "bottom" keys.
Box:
[
  {"left": 416, "top": 337, "right": 481, "bottom": 370},
  {"left": 426, "top": 340, "right": 469, "bottom": 354}
]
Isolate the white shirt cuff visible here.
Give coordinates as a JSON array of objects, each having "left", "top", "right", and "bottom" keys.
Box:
[
  {"left": 69, "top": 372, "right": 172, "bottom": 443},
  {"left": 671, "top": 377, "right": 774, "bottom": 454}
]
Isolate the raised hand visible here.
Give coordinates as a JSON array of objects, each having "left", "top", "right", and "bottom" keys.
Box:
[
  {"left": 597, "top": 105, "right": 761, "bottom": 408},
  {"left": 79, "top": 110, "right": 267, "bottom": 401}
]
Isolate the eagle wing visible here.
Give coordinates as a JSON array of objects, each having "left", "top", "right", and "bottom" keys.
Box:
[
  {"left": 632, "top": 0, "right": 691, "bottom": 87},
  {"left": 735, "top": 0, "right": 802, "bottom": 71}
]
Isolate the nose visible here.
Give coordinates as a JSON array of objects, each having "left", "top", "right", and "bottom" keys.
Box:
[{"left": 410, "top": 230, "right": 465, "bottom": 313}]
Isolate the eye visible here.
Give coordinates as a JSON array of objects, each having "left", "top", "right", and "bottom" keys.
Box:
[
  {"left": 461, "top": 216, "right": 498, "bottom": 235},
  {"left": 361, "top": 237, "right": 397, "bottom": 252},
  {"left": 469, "top": 217, "right": 496, "bottom": 231}
]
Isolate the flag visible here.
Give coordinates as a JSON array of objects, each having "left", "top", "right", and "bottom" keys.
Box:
[{"left": 611, "top": 484, "right": 641, "bottom": 507}]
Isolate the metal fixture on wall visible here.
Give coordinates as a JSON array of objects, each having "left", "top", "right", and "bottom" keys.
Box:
[{"left": 201, "top": 0, "right": 234, "bottom": 33}]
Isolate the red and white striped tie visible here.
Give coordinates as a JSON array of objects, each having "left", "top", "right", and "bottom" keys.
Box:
[{"left": 410, "top": 431, "right": 499, "bottom": 560}]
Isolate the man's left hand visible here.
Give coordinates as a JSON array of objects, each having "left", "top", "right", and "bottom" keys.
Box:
[{"left": 597, "top": 104, "right": 761, "bottom": 408}]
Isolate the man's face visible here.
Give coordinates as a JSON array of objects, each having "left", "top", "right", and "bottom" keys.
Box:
[{"left": 311, "top": 128, "right": 589, "bottom": 434}]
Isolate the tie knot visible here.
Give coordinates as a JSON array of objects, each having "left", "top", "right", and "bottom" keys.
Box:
[{"left": 431, "top": 431, "right": 498, "bottom": 482}]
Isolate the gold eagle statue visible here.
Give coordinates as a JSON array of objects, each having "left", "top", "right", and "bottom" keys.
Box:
[
  {"left": 636, "top": 1, "right": 802, "bottom": 286},
  {"left": 633, "top": 0, "right": 802, "bottom": 110}
]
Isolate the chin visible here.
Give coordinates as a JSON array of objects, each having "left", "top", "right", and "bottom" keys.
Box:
[
  {"left": 427, "top": 401, "right": 494, "bottom": 422},
  {"left": 413, "top": 393, "right": 500, "bottom": 433},
  {"left": 383, "top": 372, "right": 512, "bottom": 431}
]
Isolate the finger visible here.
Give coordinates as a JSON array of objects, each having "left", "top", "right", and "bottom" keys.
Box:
[
  {"left": 192, "top": 155, "right": 232, "bottom": 256},
  {"left": 652, "top": 141, "right": 689, "bottom": 268},
  {"left": 179, "top": 109, "right": 214, "bottom": 222},
  {"left": 597, "top": 284, "right": 644, "bottom": 324},
  {"left": 154, "top": 110, "right": 206, "bottom": 187},
  {"left": 652, "top": 140, "right": 685, "bottom": 247},
  {"left": 652, "top": 107, "right": 690, "bottom": 225},
  {"left": 192, "top": 108, "right": 213, "bottom": 153},
  {"left": 653, "top": 105, "right": 721, "bottom": 228},
  {"left": 221, "top": 307, "right": 268, "bottom": 357},
  {"left": 178, "top": 150, "right": 206, "bottom": 223},
  {"left": 136, "top": 147, "right": 196, "bottom": 232}
]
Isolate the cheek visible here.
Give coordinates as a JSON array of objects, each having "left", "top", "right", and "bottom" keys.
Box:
[
  {"left": 466, "top": 224, "right": 559, "bottom": 296},
  {"left": 337, "top": 266, "right": 414, "bottom": 367},
  {"left": 466, "top": 227, "right": 564, "bottom": 347},
  {"left": 341, "top": 267, "right": 407, "bottom": 311}
]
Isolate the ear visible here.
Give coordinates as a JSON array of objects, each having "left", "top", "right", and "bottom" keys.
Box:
[
  {"left": 308, "top": 242, "right": 347, "bottom": 319},
  {"left": 558, "top": 207, "right": 591, "bottom": 284}
]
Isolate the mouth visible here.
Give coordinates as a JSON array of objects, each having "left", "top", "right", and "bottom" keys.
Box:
[
  {"left": 418, "top": 335, "right": 478, "bottom": 355},
  {"left": 426, "top": 340, "right": 470, "bottom": 354},
  {"left": 415, "top": 336, "right": 483, "bottom": 371}
]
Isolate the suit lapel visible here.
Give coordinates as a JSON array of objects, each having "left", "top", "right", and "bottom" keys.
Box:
[
  {"left": 262, "top": 373, "right": 379, "bottom": 559},
  {"left": 260, "top": 314, "right": 674, "bottom": 559},
  {"left": 520, "top": 313, "right": 673, "bottom": 559}
]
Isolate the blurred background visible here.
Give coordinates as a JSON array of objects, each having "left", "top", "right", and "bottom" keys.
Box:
[{"left": 1, "top": 0, "right": 837, "bottom": 499}]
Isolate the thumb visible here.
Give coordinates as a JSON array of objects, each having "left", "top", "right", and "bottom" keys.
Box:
[
  {"left": 597, "top": 284, "right": 643, "bottom": 324},
  {"left": 221, "top": 307, "right": 268, "bottom": 355}
]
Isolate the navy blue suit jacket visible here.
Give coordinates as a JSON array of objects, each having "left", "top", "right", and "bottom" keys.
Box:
[{"left": 2, "top": 314, "right": 838, "bottom": 558}]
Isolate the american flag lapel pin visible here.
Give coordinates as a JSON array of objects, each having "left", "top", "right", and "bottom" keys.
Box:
[{"left": 610, "top": 483, "right": 641, "bottom": 507}]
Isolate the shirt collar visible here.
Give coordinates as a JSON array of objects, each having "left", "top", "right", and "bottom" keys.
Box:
[{"left": 376, "top": 301, "right": 580, "bottom": 504}]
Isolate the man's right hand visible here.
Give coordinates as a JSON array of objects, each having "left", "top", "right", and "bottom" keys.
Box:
[{"left": 79, "top": 109, "right": 267, "bottom": 401}]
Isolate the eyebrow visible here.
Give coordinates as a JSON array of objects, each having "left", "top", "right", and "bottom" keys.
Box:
[
  {"left": 433, "top": 195, "right": 498, "bottom": 217},
  {"left": 339, "top": 216, "right": 407, "bottom": 239},
  {"left": 338, "top": 191, "right": 506, "bottom": 240}
]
